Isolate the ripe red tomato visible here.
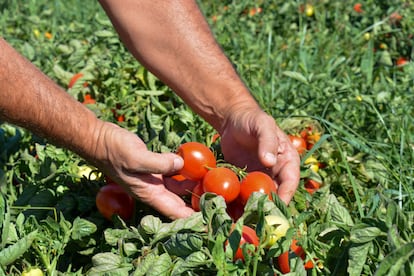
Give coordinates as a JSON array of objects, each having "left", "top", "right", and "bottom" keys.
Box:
[
  {"left": 353, "top": 3, "right": 363, "bottom": 13},
  {"left": 290, "top": 239, "right": 305, "bottom": 258},
  {"left": 278, "top": 251, "right": 290, "bottom": 273},
  {"left": 191, "top": 183, "right": 204, "bottom": 211},
  {"left": 96, "top": 184, "right": 135, "bottom": 221},
  {"left": 304, "top": 179, "right": 321, "bottom": 195},
  {"left": 230, "top": 225, "right": 259, "bottom": 261},
  {"left": 396, "top": 57, "right": 409, "bottom": 67},
  {"left": 202, "top": 167, "right": 240, "bottom": 203},
  {"left": 239, "top": 171, "right": 277, "bottom": 205},
  {"left": 177, "top": 142, "right": 216, "bottom": 181},
  {"left": 288, "top": 135, "right": 307, "bottom": 155},
  {"left": 278, "top": 239, "right": 315, "bottom": 273}
]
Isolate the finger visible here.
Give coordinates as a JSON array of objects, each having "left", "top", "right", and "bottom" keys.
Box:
[
  {"left": 134, "top": 151, "right": 184, "bottom": 175},
  {"left": 150, "top": 189, "right": 196, "bottom": 219},
  {"left": 256, "top": 115, "right": 279, "bottom": 167},
  {"left": 274, "top": 145, "right": 301, "bottom": 205},
  {"left": 129, "top": 174, "right": 195, "bottom": 219}
]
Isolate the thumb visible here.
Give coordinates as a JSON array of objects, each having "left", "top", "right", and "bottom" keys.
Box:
[
  {"left": 136, "top": 151, "right": 184, "bottom": 175},
  {"left": 257, "top": 123, "right": 278, "bottom": 168}
]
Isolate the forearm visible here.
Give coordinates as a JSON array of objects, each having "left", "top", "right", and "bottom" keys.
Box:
[
  {"left": 0, "top": 38, "right": 104, "bottom": 162},
  {"left": 98, "top": 0, "right": 259, "bottom": 132}
]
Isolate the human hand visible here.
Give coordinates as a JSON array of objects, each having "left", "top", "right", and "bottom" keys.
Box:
[
  {"left": 93, "top": 122, "right": 195, "bottom": 220},
  {"left": 220, "top": 106, "right": 300, "bottom": 205}
]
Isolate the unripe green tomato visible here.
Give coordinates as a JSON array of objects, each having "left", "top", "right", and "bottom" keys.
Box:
[
  {"left": 22, "top": 268, "right": 44, "bottom": 276},
  {"left": 264, "top": 215, "right": 290, "bottom": 247}
]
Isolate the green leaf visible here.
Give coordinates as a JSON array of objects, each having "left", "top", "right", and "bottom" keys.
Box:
[
  {"left": 375, "top": 242, "right": 414, "bottom": 276},
  {"left": 94, "top": 30, "right": 115, "bottom": 37},
  {"left": 348, "top": 242, "right": 372, "bottom": 276},
  {"left": 163, "top": 233, "right": 203, "bottom": 258},
  {"left": 145, "top": 253, "right": 173, "bottom": 276},
  {"left": 133, "top": 251, "right": 158, "bottom": 276},
  {"left": 350, "top": 226, "right": 384, "bottom": 243},
  {"left": 140, "top": 215, "right": 163, "bottom": 235},
  {"left": 88, "top": 252, "right": 133, "bottom": 275},
  {"left": 361, "top": 39, "right": 374, "bottom": 85},
  {"left": 282, "top": 71, "right": 309, "bottom": 85},
  {"left": 152, "top": 212, "right": 205, "bottom": 243},
  {"left": 104, "top": 228, "right": 142, "bottom": 247},
  {"left": 211, "top": 232, "right": 227, "bottom": 273},
  {"left": 327, "top": 194, "right": 354, "bottom": 227},
  {"left": 170, "top": 251, "right": 210, "bottom": 276},
  {"left": 71, "top": 217, "right": 97, "bottom": 240},
  {"left": 0, "top": 230, "right": 38, "bottom": 266}
]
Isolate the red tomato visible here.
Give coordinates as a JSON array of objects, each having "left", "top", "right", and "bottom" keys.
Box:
[
  {"left": 353, "top": 3, "right": 363, "bottom": 13},
  {"left": 290, "top": 239, "right": 305, "bottom": 259},
  {"left": 177, "top": 142, "right": 216, "bottom": 180},
  {"left": 396, "top": 57, "right": 409, "bottom": 67},
  {"left": 96, "top": 184, "right": 135, "bottom": 221},
  {"left": 82, "top": 94, "right": 96, "bottom": 105},
  {"left": 202, "top": 167, "right": 240, "bottom": 203},
  {"left": 304, "top": 179, "right": 321, "bottom": 195},
  {"left": 226, "top": 199, "right": 245, "bottom": 221},
  {"left": 278, "top": 251, "right": 290, "bottom": 274},
  {"left": 230, "top": 225, "right": 259, "bottom": 261},
  {"left": 288, "top": 135, "right": 307, "bottom": 155},
  {"left": 68, "top": 73, "right": 88, "bottom": 89},
  {"left": 191, "top": 183, "right": 204, "bottom": 211},
  {"left": 239, "top": 171, "right": 277, "bottom": 205},
  {"left": 304, "top": 259, "right": 315, "bottom": 270},
  {"left": 390, "top": 12, "right": 402, "bottom": 24},
  {"left": 278, "top": 239, "right": 315, "bottom": 273}
]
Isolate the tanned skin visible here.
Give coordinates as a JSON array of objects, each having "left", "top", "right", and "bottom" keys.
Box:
[{"left": 0, "top": 1, "right": 300, "bottom": 219}]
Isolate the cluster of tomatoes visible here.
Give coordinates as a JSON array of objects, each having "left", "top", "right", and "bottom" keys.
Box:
[
  {"left": 175, "top": 142, "right": 277, "bottom": 219},
  {"left": 176, "top": 141, "right": 316, "bottom": 271},
  {"left": 288, "top": 126, "right": 324, "bottom": 195}
]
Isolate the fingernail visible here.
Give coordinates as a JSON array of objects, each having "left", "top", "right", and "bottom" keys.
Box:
[
  {"left": 264, "top": 152, "right": 277, "bottom": 165},
  {"left": 173, "top": 157, "right": 184, "bottom": 170}
]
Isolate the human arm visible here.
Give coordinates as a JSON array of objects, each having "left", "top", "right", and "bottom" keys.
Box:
[
  {"left": 0, "top": 37, "right": 194, "bottom": 219},
  {"left": 98, "top": 0, "right": 300, "bottom": 203}
]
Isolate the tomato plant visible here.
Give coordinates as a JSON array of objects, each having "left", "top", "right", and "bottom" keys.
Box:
[
  {"left": 177, "top": 142, "right": 216, "bottom": 181},
  {"left": 288, "top": 135, "right": 307, "bottom": 155},
  {"left": 96, "top": 184, "right": 135, "bottom": 221},
  {"left": 239, "top": 171, "right": 276, "bottom": 205},
  {"left": 202, "top": 167, "right": 240, "bottom": 203}
]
